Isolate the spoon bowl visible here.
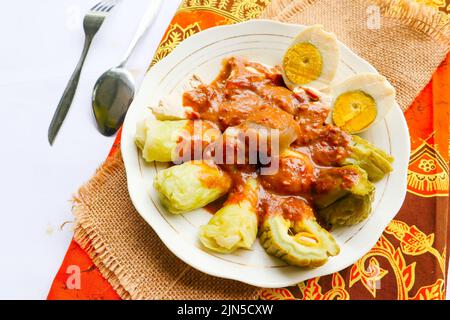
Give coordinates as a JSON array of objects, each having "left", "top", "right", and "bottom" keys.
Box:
[
  {"left": 92, "top": 67, "right": 135, "bottom": 136},
  {"left": 91, "top": 1, "right": 162, "bottom": 136}
]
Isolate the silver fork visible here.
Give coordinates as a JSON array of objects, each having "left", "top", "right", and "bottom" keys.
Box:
[{"left": 48, "top": 0, "right": 118, "bottom": 145}]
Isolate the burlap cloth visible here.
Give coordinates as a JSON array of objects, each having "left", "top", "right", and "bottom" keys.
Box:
[{"left": 71, "top": 0, "right": 450, "bottom": 300}]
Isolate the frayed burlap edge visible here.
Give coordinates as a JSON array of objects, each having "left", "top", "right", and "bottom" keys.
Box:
[
  {"left": 261, "top": 0, "right": 318, "bottom": 20},
  {"left": 374, "top": 0, "right": 450, "bottom": 45},
  {"left": 72, "top": 151, "right": 133, "bottom": 300},
  {"left": 71, "top": 150, "right": 262, "bottom": 300},
  {"left": 262, "top": 0, "right": 449, "bottom": 45}
]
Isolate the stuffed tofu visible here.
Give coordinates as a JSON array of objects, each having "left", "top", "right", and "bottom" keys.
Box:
[{"left": 260, "top": 149, "right": 315, "bottom": 195}]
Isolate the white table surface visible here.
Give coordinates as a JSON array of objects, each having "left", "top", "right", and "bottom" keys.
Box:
[
  {"left": 0, "top": 0, "right": 447, "bottom": 300},
  {"left": 0, "top": 0, "right": 181, "bottom": 299}
]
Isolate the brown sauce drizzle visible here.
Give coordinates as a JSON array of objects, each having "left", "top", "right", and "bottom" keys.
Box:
[{"left": 182, "top": 57, "right": 353, "bottom": 224}]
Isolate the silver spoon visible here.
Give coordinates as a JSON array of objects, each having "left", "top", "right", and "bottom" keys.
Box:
[{"left": 92, "top": 0, "right": 162, "bottom": 136}]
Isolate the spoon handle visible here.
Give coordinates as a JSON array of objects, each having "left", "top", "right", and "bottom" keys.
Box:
[{"left": 118, "top": 0, "right": 163, "bottom": 67}]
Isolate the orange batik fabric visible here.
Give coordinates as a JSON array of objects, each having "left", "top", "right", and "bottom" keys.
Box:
[{"left": 48, "top": 0, "right": 449, "bottom": 300}]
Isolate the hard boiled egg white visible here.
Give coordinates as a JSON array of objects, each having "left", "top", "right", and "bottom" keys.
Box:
[
  {"left": 330, "top": 73, "right": 396, "bottom": 133},
  {"left": 282, "top": 25, "right": 339, "bottom": 91}
]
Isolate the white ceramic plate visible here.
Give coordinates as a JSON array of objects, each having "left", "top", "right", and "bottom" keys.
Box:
[{"left": 121, "top": 20, "right": 410, "bottom": 288}]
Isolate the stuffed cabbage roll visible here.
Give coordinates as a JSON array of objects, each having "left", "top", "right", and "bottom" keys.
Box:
[
  {"left": 153, "top": 161, "right": 232, "bottom": 214},
  {"left": 313, "top": 165, "right": 375, "bottom": 226},
  {"left": 260, "top": 198, "right": 339, "bottom": 267},
  {"left": 199, "top": 178, "right": 259, "bottom": 253},
  {"left": 343, "top": 135, "right": 394, "bottom": 182},
  {"left": 135, "top": 118, "right": 221, "bottom": 163}
]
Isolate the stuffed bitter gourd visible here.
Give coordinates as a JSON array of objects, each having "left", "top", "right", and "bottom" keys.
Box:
[
  {"left": 313, "top": 165, "right": 375, "bottom": 226},
  {"left": 260, "top": 199, "right": 339, "bottom": 267},
  {"left": 318, "top": 191, "right": 374, "bottom": 226},
  {"left": 343, "top": 135, "right": 394, "bottom": 182}
]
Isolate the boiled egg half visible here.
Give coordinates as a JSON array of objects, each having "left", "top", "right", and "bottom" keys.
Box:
[
  {"left": 282, "top": 25, "right": 339, "bottom": 91},
  {"left": 330, "top": 73, "right": 396, "bottom": 133}
]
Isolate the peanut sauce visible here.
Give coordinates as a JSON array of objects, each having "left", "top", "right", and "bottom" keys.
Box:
[
  {"left": 182, "top": 57, "right": 353, "bottom": 224},
  {"left": 196, "top": 161, "right": 232, "bottom": 191}
]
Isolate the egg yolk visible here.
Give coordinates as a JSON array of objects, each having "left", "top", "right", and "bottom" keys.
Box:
[
  {"left": 294, "top": 232, "right": 320, "bottom": 247},
  {"left": 332, "top": 90, "right": 377, "bottom": 133},
  {"left": 283, "top": 43, "right": 323, "bottom": 85}
]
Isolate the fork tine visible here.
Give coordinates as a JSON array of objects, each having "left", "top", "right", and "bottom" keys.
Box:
[
  {"left": 97, "top": 4, "right": 108, "bottom": 11},
  {"left": 99, "top": 2, "right": 113, "bottom": 12},
  {"left": 104, "top": 3, "right": 116, "bottom": 12},
  {"left": 91, "top": 0, "right": 116, "bottom": 13},
  {"left": 90, "top": 2, "right": 101, "bottom": 11},
  {"left": 97, "top": 2, "right": 110, "bottom": 11}
]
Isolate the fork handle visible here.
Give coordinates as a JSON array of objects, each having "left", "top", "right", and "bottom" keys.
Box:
[{"left": 48, "top": 36, "right": 93, "bottom": 145}]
